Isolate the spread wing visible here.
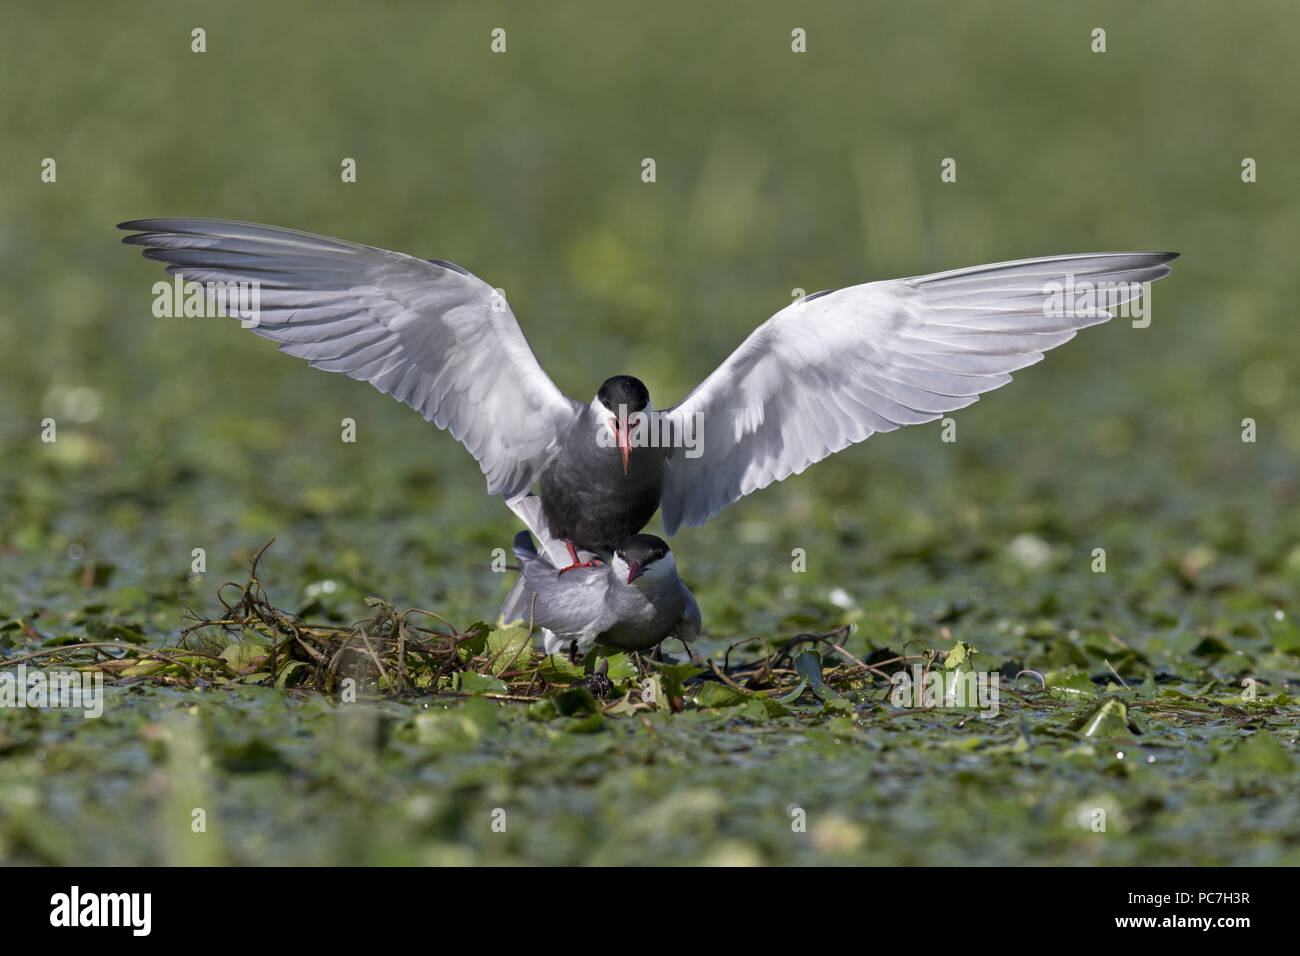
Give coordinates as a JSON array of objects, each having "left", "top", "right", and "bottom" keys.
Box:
[
  {"left": 119, "top": 218, "right": 580, "bottom": 498},
  {"left": 659, "top": 252, "right": 1178, "bottom": 533}
]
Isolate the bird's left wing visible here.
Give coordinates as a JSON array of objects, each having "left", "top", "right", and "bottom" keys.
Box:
[
  {"left": 659, "top": 252, "right": 1178, "bottom": 533},
  {"left": 119, "top": 218, "right": 580, "bottom": 499}
]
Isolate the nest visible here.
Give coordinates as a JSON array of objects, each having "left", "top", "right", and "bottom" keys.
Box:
[
  {"left": 4, "top": 539, "right": 1006, "bottom": 716},
  {"left": 176, "top": 539, "right": 536, "bottom": 697}
]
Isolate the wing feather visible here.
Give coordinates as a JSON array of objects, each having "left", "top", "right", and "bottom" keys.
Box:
[
  {"left": 120, "top": 218, "right": 580, "bottom": 498},
  {"left": 660, "top": 252, "right": 1177, "bottom": 533}
]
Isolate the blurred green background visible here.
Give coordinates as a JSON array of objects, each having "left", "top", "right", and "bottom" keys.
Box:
[{"left": 1, "top": 1, "right": 1297, "bottom": 865}]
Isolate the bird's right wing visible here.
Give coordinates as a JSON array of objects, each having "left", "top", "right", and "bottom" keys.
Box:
[{"left": 119, "top": 218, "right": 580, "bottom": 499}]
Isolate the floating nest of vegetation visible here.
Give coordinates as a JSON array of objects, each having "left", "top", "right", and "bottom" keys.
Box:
[
  {"left": 160, "top": 540, "right": 925, "bottom": 714},
  {"left": 5, "top": 540, "right": 1272, "bottom": 730},
  {"left": 5, "top": 539, "right": 946, "bottom": 715}
]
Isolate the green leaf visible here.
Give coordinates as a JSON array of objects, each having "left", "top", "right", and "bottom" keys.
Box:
[
  {"left": 691, "top": 680, "right": 792, "bottom": 716},
  {"left": 526, "top": 697, "right": 559, "bottom": 721},
  {"left": 1067, "top": 697, "right": 1134, "bottom": 738},
  {"left": 564, "top": 711, "right": 606, "bottom": 733},
  {"left": 551, "top": 686, "right": 601, "bottom": 716},
  {"left": 640, "top": 673, "right": 668, "bottom": 711},
  {"left": 692, "top": 682, "right": 752, "bottom": 708},
  {"left": 593, "top": 651, "right": 638, "bottom": 683},
  {"left": 1046, "top": 670, "right": 1098, "bottom": 699},
  {"left": 538, "top": 652, "right": 584, "bottom": 683},
  {"left": 773, "top": 679, "right": 808, "bottom": 704},
  {"left": 486, "top": 625, "right": 532, "bottom": 676},
  {"left": 454, "top": 672, "right": 509, "bottom": 695},
  {"left": 274, "top": 660, "right": 310, "bottom": 688},
  {"left": 794, "top": 651, "right": 843, "bottom": 701},
  {"left": 645, "top": 660, "right": 703, "bottom": 703},
  {"left": 944, "top": 640, "right": 978, "bottom": 671},
  {"left": 120, "top": 658, "right": 169, "bottom": 678},
  {"left": 740, "top": 698, "right": 771, "bottom": 722},
  {"left": 650, "top": 662, "right": 706, "bottom": 684},
  {"left": 85, "top": 620, "right": 149, "bottom": 645},
  {"left": 220, "top": 640, "right": 268, "bottom": 671},
  {"left": 604, "top": 695, "right": 644, "bottom": 716}
]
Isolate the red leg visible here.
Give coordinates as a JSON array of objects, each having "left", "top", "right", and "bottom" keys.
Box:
[{"left": 558, "top": 540, "right": 602, "bottom": 574}]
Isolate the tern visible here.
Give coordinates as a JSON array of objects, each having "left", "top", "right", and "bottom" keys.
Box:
[
  {"left": 119, "top": 218, "right": 1176, "bottom": 561},
  {"left": 501, "top": 530, "right": 701, "bottom": 657}
]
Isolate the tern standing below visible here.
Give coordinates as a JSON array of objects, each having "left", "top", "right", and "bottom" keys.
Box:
[
  {"left": 501, "top": 530, "right": 701, "bottom": 658},
  {"left": 120, "top": 219, "right": 1177, "bottom": 559}
]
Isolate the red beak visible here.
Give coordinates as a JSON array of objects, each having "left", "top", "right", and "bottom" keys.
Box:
[
  {"left": 626, "top": 562, "right": 640, "bottom": 584},
  {"left": 612, "top": 417, "right": 631, "bottom": 475}
]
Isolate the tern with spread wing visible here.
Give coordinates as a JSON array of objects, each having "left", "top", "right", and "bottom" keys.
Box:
[
  {"left": 501, "top": 530, "right": 701, "bottom": 658},
  {"left": 119, "top": 218, "right": 1176, "bottom": 558}
]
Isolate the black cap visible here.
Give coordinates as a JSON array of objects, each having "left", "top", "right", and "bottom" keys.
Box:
[
  {"left": 597, "top": 375, "right": 650, "bottom": 413},
  {"left": 615, "top": 533, "right": 669, "bottom": 566}
]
